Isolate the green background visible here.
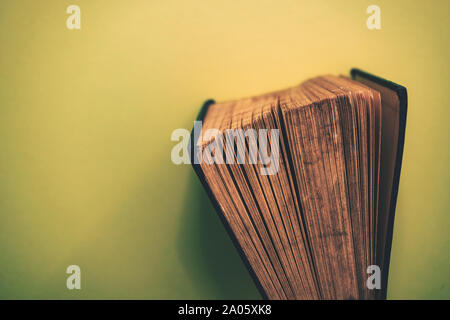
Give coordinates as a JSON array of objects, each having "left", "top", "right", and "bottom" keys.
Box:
[{"left": 0, "top": 0, "right": 448, "bottom": 299}]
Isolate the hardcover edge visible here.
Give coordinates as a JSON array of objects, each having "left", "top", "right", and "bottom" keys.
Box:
[
  {"left": 189, "top": 99, "right": 268, "bottom": 300},
  {"left": 351, "top": 68, "right": 408, "bottom": 300}
]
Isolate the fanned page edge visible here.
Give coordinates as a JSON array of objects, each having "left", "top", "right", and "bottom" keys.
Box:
[{"left": 189, "top": 99, "right": 269, "bottom": 300}]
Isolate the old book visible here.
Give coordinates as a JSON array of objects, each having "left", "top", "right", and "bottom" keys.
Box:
[{"left": 190, "top": 69, "right": 407, "bottom": 300}]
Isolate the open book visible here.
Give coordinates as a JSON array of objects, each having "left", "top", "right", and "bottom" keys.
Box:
[{"left": 190, "top": 69, "right": 407, "bottom": 300}]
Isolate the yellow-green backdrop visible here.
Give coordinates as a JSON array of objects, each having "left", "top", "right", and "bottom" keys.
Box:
[{"left": 0, "top": 0, "right": 448, "bottom": 299}]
